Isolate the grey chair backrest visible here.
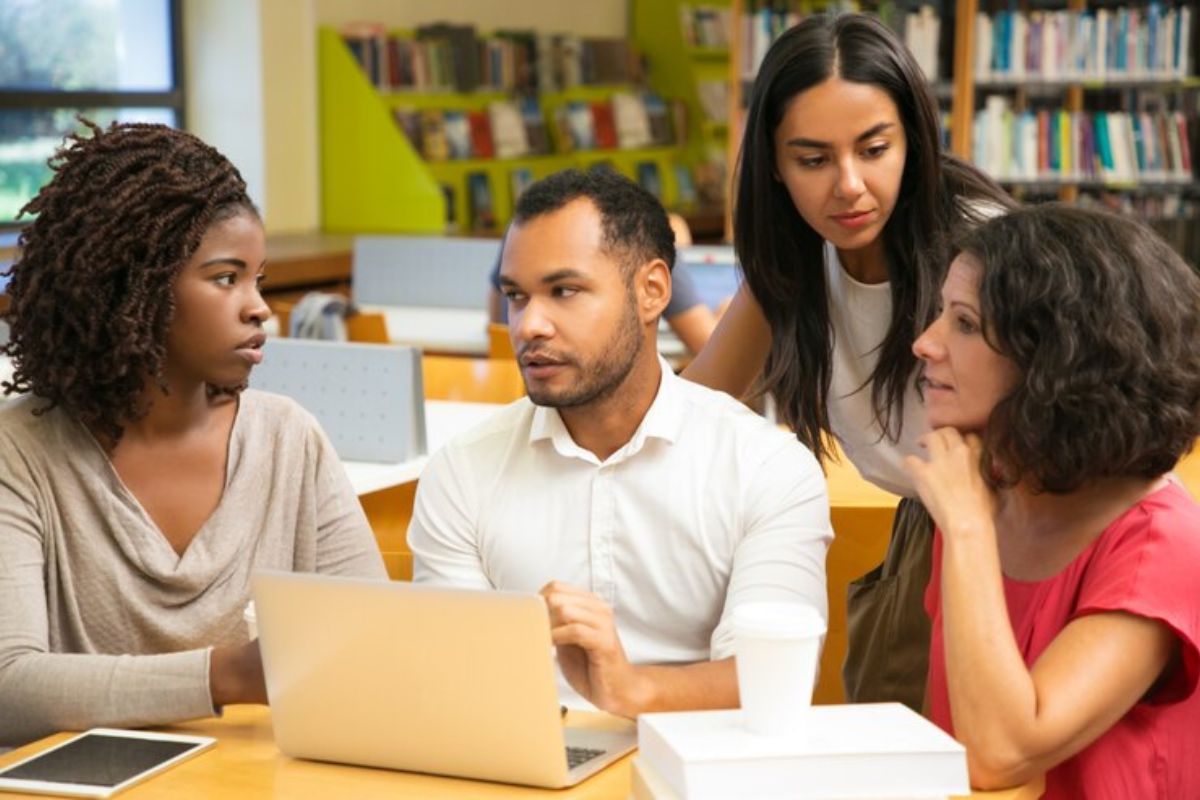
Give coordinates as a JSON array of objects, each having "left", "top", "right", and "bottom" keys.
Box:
[
  {"left": 352, "top": 236, "right": 501, "bottom": 309},
  {"left": 249, "top": 339, "right": 426, "bottom": 463}
]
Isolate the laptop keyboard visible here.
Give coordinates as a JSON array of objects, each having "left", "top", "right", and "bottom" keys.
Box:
[{"left": 565, "top": 746, "right": 606, "bottom": 770}]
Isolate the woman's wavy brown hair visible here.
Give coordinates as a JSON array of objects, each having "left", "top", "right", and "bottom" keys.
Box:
[
  {"left": 0, "top": 120, "right": 255, "bottom": 441},
  {"left": 963, "top": 205, "right": 1200, "bottom": 493}
]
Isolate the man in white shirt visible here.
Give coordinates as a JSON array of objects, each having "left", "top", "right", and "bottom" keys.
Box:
[{"left": 408, "top": 168, "right": 831, "bottom": 718}]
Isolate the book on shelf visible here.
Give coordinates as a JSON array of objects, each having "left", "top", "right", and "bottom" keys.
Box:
[
  {"left": 565, "top": 101, "right": 597, "bottom": 151},
  {"left": 420, "top": 109, "right": 449, "bottom": 161},
  {"left": 443, "top": 110, "right": 472, "bottom": 160},
  {"left": 488, "top": 29, "right": 539, "bottom": 93},
  {"left": 973, "top": 95, "right": 1195, "bottom": 184},
  {"left": 975, "top": 4, "right": 1193, "bottom": 84},
  {"left": 440, "top": 183, "right": 458, "bottom": 233},
  {"left": 391, "top": 107, "right": 422, "bottom": 151},
  {"left": 587, "top": 38, "right": 638, "bottom": 85},
  {"left": 520, "top": 97, "right": 550, "bottom": 155},
  {"left": 592, "top": 100, "right": 618, "bottom": 149},
  {"left": 467, "top": 110, "right": 495, "bottom": 159},
  {"left": 904, "top": 4, "right": 941, "bottom": 81},
  {"left": 636, "top": 161, "right": 663, "bottom": 200},
  {"left": 697, "top": 80, "right": 729, "bottom": 124},
  {"left": 680, "top": 6, "right": 732, "bottom": 49},
  {"left": 416, "top": 22, "right": 481, "bottom": 92},
  {"left": 340, "top": 24, "right": 641, "bottom": 95},
  {"left": 466, "top": 171, "right": 496, "bottom": 232},
  {"left": 637, "top": 704, "right": 968, "bottom": 800},
  {"left": 488, "top": 100, "right": 529, "bottom": 159},
  {"left": 341, "top": 22, "right": 388, "bottom": 88},
  {"left": 509, "top": 167, "right": 534, "bottom": 206},
  {"left": 612, "top": 91, "right": 654, "bottom": 150},
  {"left": 644, "top": 92, "right": 673, "bottom": 146},
  {"left": 674, "top": 164, "right": 697, "bottom": 208}
]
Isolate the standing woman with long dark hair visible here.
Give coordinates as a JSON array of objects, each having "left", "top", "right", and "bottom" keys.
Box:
[{"left": 683, "top": 13, "right": 1014, "bottom": 710}]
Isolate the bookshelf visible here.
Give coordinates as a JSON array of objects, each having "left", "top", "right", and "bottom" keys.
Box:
[
  {"left": 631, "top": 0, "right": 736, "bottom": 217},
  {"left": 318, "top": 27, "right": 694, "bottom": 235},
  {"left": 953, "top": 0, "right": 1199, "bottom": 260}
]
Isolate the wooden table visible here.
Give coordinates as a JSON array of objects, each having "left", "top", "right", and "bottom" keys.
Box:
[
  {"left": 0, "top": 706, "right": 632, "bottom": 799},
  {"left": 0, "top": 707, "right": 1042, "bottom": 799}
]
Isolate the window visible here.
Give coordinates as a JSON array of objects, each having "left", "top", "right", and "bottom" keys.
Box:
[{"left": 0, "top": 0, "right": 184, "bottom": 226}]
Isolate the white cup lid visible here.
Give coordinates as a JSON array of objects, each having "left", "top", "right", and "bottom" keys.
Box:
[{"left": 732, "top": 601, "right": 825, "bottom": 639}]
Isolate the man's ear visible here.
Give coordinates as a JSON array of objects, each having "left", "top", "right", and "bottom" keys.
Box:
[{"left": 635, "top": 258, "right": 672, "bottom": 325}]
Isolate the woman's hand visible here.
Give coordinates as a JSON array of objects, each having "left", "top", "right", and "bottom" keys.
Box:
[
  {"left": 904, "top": 428, "right": 997, "bottom": 538},
  {"left": 209, "top": 640, "right": 268, "bottom": 707}
]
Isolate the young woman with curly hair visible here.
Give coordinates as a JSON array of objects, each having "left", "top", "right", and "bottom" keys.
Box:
[
  {"left": 0, "top": 122, "right": 385, "bottom": 746},
  {"left": 682, "top": 12, "right": 1015, "bottom": 710},
  {"left": 908, "top": 206, "right": 1200, "bottom": 797}
]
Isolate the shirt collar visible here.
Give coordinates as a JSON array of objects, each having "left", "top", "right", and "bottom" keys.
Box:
[{"left": 529, "top": 356, "right": 685, "bottom": 465}]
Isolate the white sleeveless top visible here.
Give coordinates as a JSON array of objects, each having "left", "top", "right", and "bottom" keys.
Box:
[{"left": 825, "top": 241, "right": 927, "bottom": 497}]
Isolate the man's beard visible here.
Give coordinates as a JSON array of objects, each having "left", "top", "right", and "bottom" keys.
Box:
[{"left": 523, "top": 300, "right": 643, "bottom": 409}]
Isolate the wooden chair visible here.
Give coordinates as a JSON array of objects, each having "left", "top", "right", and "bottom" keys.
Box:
[
  {"left": 487, "top": 322, "right": 515, "bottom": 359},
  {"left": 346, "top": 311, "right": 389, "bottom": 343},
  {"left": 422, "top": 355, "right": 525, "bottom": 404}
]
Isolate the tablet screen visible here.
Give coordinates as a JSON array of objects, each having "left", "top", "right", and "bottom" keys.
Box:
[{"left": 0, "top": 733, "right": 201, "bottom": 788}]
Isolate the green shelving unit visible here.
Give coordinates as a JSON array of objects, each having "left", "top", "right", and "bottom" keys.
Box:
[
  {"left": 631, "top": 0, "right": 732, "bottom": 161},
  {"left": 319, "top": 27, "right": 444, "bottom": 234},
  {"left": 318, "top": 27, "right": 695, "bottom": 234}
]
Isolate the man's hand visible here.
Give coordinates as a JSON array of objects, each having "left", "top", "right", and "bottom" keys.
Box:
[{"left": 539, "top": 581, "right": 650, "bottom": 718}]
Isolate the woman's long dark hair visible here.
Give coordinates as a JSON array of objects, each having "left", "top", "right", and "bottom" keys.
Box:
[{"left": 735, "top": 13, "right": 1013, "bottom": 462}]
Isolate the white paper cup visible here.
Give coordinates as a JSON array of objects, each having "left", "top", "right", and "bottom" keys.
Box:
[
  {"left": 733, "top": 601, "right": 825, "bottom": 737},
  {"left": 243, "top": 601, "right": 257, "bottom": 640}
]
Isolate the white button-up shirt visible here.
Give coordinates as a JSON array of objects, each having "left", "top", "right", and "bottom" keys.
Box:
[{"left": 409, "top": 359, "right": 832, "bottom": 706}]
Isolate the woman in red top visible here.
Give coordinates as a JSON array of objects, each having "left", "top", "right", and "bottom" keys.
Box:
[{"left": 906, "top": 205, "right": 1200, "bottom": 798}]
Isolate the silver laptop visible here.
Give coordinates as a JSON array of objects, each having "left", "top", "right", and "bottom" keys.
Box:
[{"left": 252, "top": 572, "right": 636, "bottom": 788}]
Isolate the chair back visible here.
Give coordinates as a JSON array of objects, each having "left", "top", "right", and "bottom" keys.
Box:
[
  {"left": 487, "top": 323, "right": 515, "bottom": 359},
  {"left": 353, "top": 236, "right": 500, "bottom": 309},
  {"left": 251, "top": 339, "right": 426, "bottom": 463},
  {"left": 422, "top": 356, "right": 525, "bottom": 404}
]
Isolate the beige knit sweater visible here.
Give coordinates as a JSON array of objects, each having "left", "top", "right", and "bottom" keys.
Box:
[{"left": 0, "top": 390, "right": 386, "bottom": 746}]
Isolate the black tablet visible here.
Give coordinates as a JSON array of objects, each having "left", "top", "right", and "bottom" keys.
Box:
[{"left": 0, "top": 729, "right": 214, "bottom": 798}]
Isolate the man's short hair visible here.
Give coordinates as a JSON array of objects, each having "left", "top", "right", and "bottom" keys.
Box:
[{"left": 511, "top": 168, "right": 676, "bottom": 280}]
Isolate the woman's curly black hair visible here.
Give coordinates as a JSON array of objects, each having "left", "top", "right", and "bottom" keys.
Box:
[
  {"left": 963, "top": 205, "right": 1200, "bottom": 493},
  {"left": 0, "top": 120, "right": 256, "bottom": 441}
]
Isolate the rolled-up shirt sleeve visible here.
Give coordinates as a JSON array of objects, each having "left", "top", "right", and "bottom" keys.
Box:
[
  {"left": 407, "top": 445, "right": 492, "bottom": 590},
  {"left": 709, "top": 440, "right": 832, "bottom": 659}
]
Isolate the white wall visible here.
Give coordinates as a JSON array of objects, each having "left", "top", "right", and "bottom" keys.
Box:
[{"left": 184, "top": 0, "right": 267, "bottom": 215}]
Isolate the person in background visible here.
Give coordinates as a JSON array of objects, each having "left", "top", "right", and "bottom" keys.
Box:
[
  {"left": 681, "top": 12, "right": 1015, "bottom": 710},
  {"left": 908, "top": 206, "right": 1200, "bottom": 797},
  {"left": 411, "top": 169, "right": 831, "bottom": 718},
  {"left": 0, "top": 122, "right": 386, "bottom": 747},
  {"left": 488, "top": 212, "right": 723, "bottom": 355}
]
